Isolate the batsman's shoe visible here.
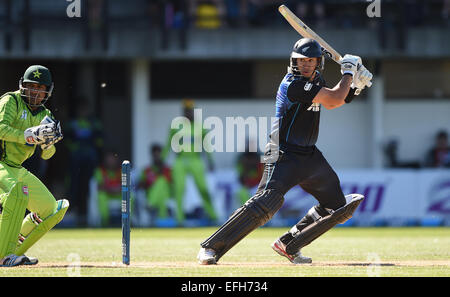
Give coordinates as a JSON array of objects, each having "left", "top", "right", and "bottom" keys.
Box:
[
  {"left": 22, "top": 255, "right": 38, "bottom": 266},
  {"left": 0, "top": 254, "right": 29, "bottom": 267},
  {"left": 271, "top": 239, "right": 312, "bottom": 264},
  {"left": 197, "top": 248, "right": 217, "bottom": 265}
]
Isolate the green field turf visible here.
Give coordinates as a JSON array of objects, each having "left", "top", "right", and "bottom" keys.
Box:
[{"left": 1, "top": 227, "right": 449, "bottom": 277}]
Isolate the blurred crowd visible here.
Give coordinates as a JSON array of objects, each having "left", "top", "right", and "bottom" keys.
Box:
[
  {"left": 2, "top": 0, "right": 449, "bottom": 52},
  {"left": 3, "top": 0, "right": 449, "bottom": 30},
  {"left": 152, "top": 0, "right": 450, "bottom": 29},
  {"left": 384, "top": 130, "right": 450, "bottom": 169},
  {"left": 150, "top": 0, "right": 450, "bottom": 50}
]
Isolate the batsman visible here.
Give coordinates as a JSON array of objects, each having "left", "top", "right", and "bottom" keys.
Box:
[
  {"left": 198, "top": 38, "right": 373, "bottom": 264},
  {"left": 0, "top": 65, "right": 68, "bottom": 267}
]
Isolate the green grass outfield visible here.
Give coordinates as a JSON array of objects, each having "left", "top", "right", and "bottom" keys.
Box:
[{"left": 1, "top": 227, "right": 449, "bottom": 277}]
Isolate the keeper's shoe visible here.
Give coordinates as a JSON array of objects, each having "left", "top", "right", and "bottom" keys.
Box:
[
  {"left": 197, "top": 248, "right": 217, "bottom": 265},
  {"left": 0, "top": 254, "right": 27, "bottom": 267},
  {"left": 271, "top": 239, "right": 312, "bottom": 264}
]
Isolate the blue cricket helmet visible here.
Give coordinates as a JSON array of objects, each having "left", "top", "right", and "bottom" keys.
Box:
[{"left": 289, "top": 38, "right": 325, "bottom": 76}]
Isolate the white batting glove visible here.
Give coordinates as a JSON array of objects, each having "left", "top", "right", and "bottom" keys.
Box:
[
  {"left": 352, "top": 65, "right": 373, "bottom": 94},
  {"left": 340, "top": 54, "right": 362, "bottom": 77}
]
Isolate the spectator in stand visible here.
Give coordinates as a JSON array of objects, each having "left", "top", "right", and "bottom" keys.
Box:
[
  {"left": 443, "top": 0, "right": 450, "bottom": 25},
  {"left": 88, "top": 0, "right": 104, "bottom": 30},
  {"left": 240, "top": 0, "right": 264, "bottom": 27},
  {"left": 294, "top": 0, "right": 325, "bottom": 29},
  {"left": 224, "top": 0, "right": 242, "bottom": 27},
  {"left": 160, "top": 0, "right": 188, "bottom": 49},
  {"left": 138, "top": 144, "right": 172, "bottom": 220},
  {"left": 94, "top": 150, "right": 122, "bottom": 227},
  {"left": 426, "top": 130, "right": 450, "bottom": 168},
  {"left": 191, "top": 0, "right": 225, "bottom": 29}
]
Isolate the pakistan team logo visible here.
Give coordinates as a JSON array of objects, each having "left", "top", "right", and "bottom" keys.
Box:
[{"left": 32, "top": 70, "right": 42, "bottom": 79}]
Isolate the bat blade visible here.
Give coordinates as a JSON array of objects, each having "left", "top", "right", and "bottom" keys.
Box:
[{"left": 279, "top": 5, "right": 342, "bottom": 64}]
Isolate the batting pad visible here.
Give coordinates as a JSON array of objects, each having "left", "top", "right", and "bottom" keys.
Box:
[
  {"left": 15, "top": 199, "right": 69, "bottom": 256},
  {"left": 0, "top": 182, "right": 29, "bottom": 258},
  {"left": 285, "top": 194, "right": 364, "bottom": 254},
  {"left": 201, "top": 189, "right": 284, "bottom": 261}
]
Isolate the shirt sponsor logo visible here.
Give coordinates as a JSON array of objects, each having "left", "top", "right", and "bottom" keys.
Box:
[
  {"left": 307, "top": 103, "right": 320, "bottom": 112},
  {"left": 304, "top": 82, "right": 313, "bottom": 91},
  {"left": 21, "top": 110, "right": 27, "bottom": 120}
]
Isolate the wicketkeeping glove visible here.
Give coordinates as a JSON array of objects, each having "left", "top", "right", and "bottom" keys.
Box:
[
  {"left": 24, "top": 123, "right": 56, "bottom": 145},
  {"left": 39, "top": 116, "right": 63, "bottom": 150},
  {"left": 40, "top": 133, "right": 63, "bottom": 150}
]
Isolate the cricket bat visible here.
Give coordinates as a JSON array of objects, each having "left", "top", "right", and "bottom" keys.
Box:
[{"left": 279, "top": 5, "right": 362, "bottom": 94}]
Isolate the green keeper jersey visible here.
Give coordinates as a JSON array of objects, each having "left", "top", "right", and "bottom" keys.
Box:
[
  {"left": 0, "top": 90, "right": 56, "bottom": 168},
  {"left": 163, "top": 121, "right": 213, "bottom": 161}
]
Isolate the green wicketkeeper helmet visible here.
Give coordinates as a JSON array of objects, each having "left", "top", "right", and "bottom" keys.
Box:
[{"left": 19, "top": 65, "right": 54, "bottom": 108}]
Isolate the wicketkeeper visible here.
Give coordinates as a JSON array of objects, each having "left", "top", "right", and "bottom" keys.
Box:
[
  {"left": 198, "top": 38, "right": 373, "bottom": 264},
  {"left": 0, "top": 65, "right": 68, "bottom": 267}
]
